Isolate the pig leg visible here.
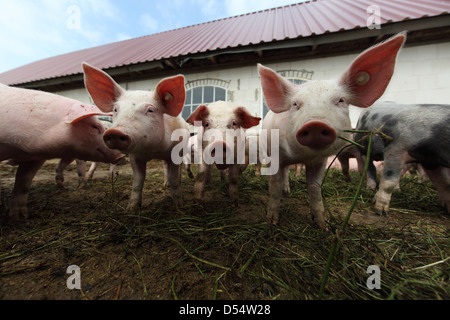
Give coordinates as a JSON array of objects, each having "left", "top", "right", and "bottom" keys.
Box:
[
  {"left": 194, "top": 162, "right": 211, "bottom": 199},
  {"left": 417, "top": 164, "right": 428, "bottom": 182},
  {"left": 163, "top": 161, "right": 169, "bottom": 188},
  {"left": 75, "top": 159, "right": 87, "bottom": 189},
  {"left": 205, "top": 165, "right": 212, "bottom": 183},
  {"left": 55, "top": 158, "right": 74, "bottom": 188},
  {"left": 267, "top": 165, "right": 284, "bottom": 224},
  {"left": 166, "top": 161, "right": 183, "bottom": 206},
  {"left": 228, "top": 164, "right": 239, "bottom": 206},
  {"left": 8, "top": 160, "right": 45, "bottom": 219},
  {"left": 422, "top": 166, "right": 450, "bottom": 213},
  {"left": 220, "top": 169, "right": 227, "bottom": 181},
  {"left": 255, "top": 162, "right": 261, "bottom": 176},
  {"left": 366, "top": 159, "right": 378, "bottom": 190},
  {"left": 338, "top": 154, "right": 351, "bottom": 182},
  {"left": 109, "top": 164, "right": 116, "bottom": 180},
  {"left": 185, "top": 162, "right": 194, "bottom": 179},
  {"left": 283, "top": 166, "right": 290, "bottom": 195},
  {"left": 86, "top": 161, "right": 98, "bottom": 181},
  {"left": 295, "top": 163, "right": 303, "bottom": 176},
  {"left": 373, "top": 151, "right": 404, "bottom": 216},
  {"left": 356, "top": 153, "right": 365, "bottom": 176},
  {"left": 127, "top": 155, "right": 147, "bottom": 210},
  {"left": 305, "top": 160, "right": 328, "bottom": 230}
]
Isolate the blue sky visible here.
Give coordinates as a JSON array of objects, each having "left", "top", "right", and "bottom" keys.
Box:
[{"left": 0, "top": 0, "right": 304, "bottom": 74}]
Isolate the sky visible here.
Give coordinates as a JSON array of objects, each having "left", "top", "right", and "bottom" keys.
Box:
[{"left": 0, "top": 0, "right": 305, "bottom": 74}]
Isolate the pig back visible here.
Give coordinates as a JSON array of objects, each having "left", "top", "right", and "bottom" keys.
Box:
[
  {"left": 355, "top": 102, "right": 450, "bottom": 169},
  {"left": 0, "top": 85, "right": 98, "bottom": 161}
]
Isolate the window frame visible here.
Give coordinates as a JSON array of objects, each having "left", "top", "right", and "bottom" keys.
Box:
[
  {"left": 182, "top": 79, "right": 230, "bottom": 121},
  {"left": 260, "top": 69, "right": 313, "bottom": 119}
]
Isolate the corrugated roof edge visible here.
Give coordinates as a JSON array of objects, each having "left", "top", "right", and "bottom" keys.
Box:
[{"left": 1, "top": 0, "right": 449, "bottom": 86}]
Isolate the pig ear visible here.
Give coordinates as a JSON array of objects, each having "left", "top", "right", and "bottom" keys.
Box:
[
  {"left": 64, "top": 102, "right": 104, "bottom": 124},
  {"left": 186, "top": 104, "right": 209, "bottom": 126},
  {"left": 234, "top": 106, "right": 261, "bottom": 129},
  {"left": 82, "top": 62, "right": 124, "bottom": 113},
  {"left": 154, "top": 75, "right": 186, "bottom": 117},
  {"left": 339, "top": 32, "right": 406, "bottom": 108},
  {"left": 258, "top": 64, "right": 296, "bottom": 113}
]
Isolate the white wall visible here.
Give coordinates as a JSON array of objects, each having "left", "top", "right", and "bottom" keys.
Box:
[{"left": 57, "top": 41, "right": 450, "bottom": 127}]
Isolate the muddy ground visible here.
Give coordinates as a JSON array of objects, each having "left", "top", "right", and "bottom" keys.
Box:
[{"left": 0, "top": 159, "right": 449, "bottom": 300}]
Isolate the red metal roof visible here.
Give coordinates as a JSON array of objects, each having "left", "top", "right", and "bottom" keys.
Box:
[{"left": 1, "top": 0, "right": 449, "bottom": 86}]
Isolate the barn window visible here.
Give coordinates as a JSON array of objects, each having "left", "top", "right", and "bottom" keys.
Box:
[
  {"left": 261, "top": 69, "right": 313, "bottom": 119},
  {"left": 182, "top": 79, "right": 230, "bottom": 121}
]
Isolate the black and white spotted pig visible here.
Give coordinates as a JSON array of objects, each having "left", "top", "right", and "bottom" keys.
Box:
[{"left": 354, "top": 102, "right": 450, "bottom": 215}]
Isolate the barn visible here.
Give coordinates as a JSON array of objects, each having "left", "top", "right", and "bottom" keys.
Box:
[{"left": 0, "top": 0, "right": 449, "bottom": 127}]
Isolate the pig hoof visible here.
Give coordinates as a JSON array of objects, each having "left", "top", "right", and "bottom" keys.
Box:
[
  {"left": 266, "top": 213, "right": 279, "bottom": 225},
  {"left": 126, "top": 202, "right": 141, "bottom": 211},
  {"left": 173, "top": 197, "right": 183, "bottom": 207},
  {"left": 8, "top": 208, "right": 29, "bottom": 220},
  {"left": 315, "top": 221, "right": 329, "bottom": 231},
  {"left": 375, "top": 209, "right": 389, "bottom": 216},
  {"left": 266, "top": 217, "right": 278, "bottom": 225},
  {"left": 312, "top": 217, "right": 328, "bottom": 231},
  {"left": 194, "top": 191, "right": 204, "bottom": 200}
]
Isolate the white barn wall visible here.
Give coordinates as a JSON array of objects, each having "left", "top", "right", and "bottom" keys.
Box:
[{"left": 56, "top": 42, "right": 450, "bottom": 128}]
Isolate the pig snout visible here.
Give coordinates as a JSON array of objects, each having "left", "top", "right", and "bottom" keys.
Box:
[
  {"left": 207, "top": 141, "right": 232, "bottom": 170},
  {"left": 296, "top": 121, "right": 337, "bottom": 150},
  {"left": 103, "top": 128, "right": 131, "bottom": 151},
  {"left": 209, "top": 141, "right": 230, "bottom": 158}
]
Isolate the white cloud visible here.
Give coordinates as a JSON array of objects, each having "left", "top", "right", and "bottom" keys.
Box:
[
  {"left": 225, "top": 0, "right": 302, "bottom": 16},
  {"left": 0, "top": 0, "right": 125, "bottom": 73},
  {"left": 0, "top": 0, "right": 69, "bottom": 71},
  {"left": 116, "top": 32, "right": 132, "bottom": 41},
  {"left": 140, "top": 13, "right": 159, "bottom": 33},
  {"left": 199, "top": 0, "right": 221, "bottom": 18}
]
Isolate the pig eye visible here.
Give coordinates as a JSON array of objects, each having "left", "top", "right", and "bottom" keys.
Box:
[
  {"left": 232, "top": 120, "right": 238, "bottom": 128},
  {"left": 293, "top": 101, "right": 301, "bottom": 110},
  {"left": 92, "top": 124, "right": 101, "bottom": 134},
  {"left": 204, "top": 121, "right": 210, "bottom": 129},
  {"left": 337, "top": 98, "right": 346, "bottom": 105},
  {"left": 146, "top": 105, "right": 155, "bottom": 114}
]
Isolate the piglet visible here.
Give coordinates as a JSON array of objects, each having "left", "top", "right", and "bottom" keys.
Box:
[
  {"left": 55, "top": 118, "right": 117, "bottom": 189},
  {"left": 186, "top": 101, "right": 261, "bottom": 205},
  {"left": 0, "top": 84, "right": 125, "bottom": 219},
  {"left": 258, "top": 32, "right": 406, "bottom": 229},
  {"left": 354, "top": 102, "right": 450, "bottom": 215},
  {"left": 82, "top": 63, "right": 188, "bottom": 209}
]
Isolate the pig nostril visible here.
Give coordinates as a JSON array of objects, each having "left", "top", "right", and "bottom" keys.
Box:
[{"left": 296, "top": 121, "right": 337, "bottom": 149}]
